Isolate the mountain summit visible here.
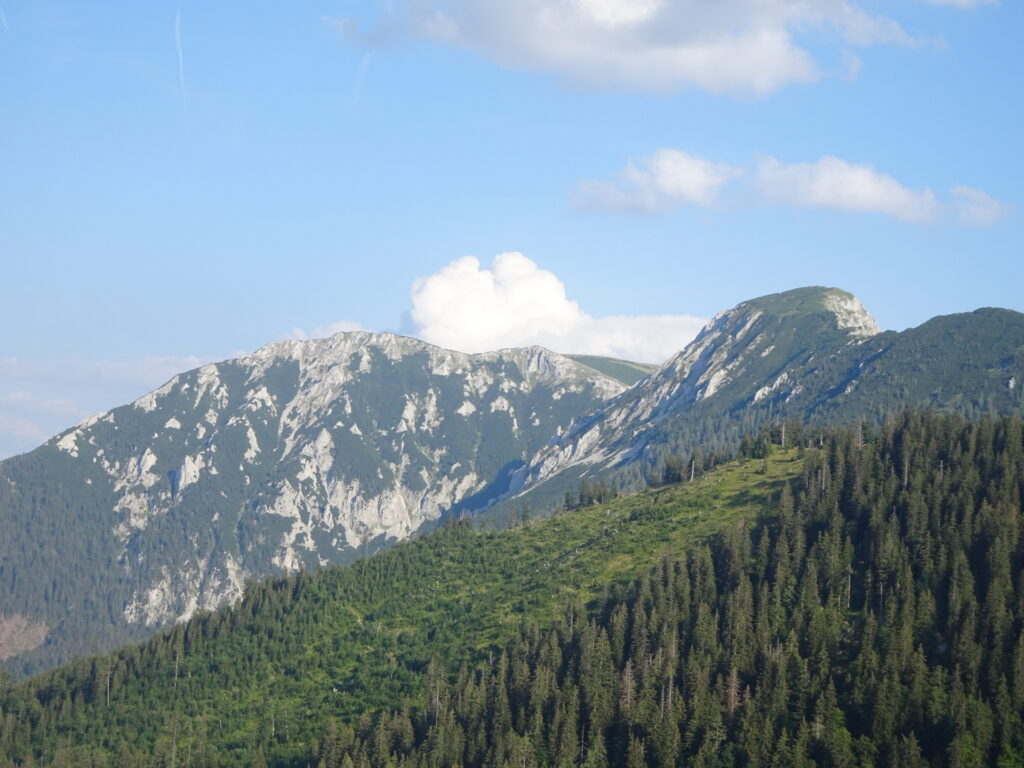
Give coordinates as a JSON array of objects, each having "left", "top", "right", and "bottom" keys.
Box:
[
  {"left": 642, "top": 286, "right": 881, "bottom": 412},
  {"left": 0, "top": 332, "right": 624, "bottom": 674},
  {"left": 3, "top": 288, "right": 1022, "bottom": 677},
  {"left": 504, "top": 287, "right": 1021, "bottom": 506},
  {"left": 742, "top": 286, "right": 880, "bottom": 337}
]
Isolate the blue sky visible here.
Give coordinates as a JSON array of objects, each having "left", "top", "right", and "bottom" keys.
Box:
[{"left": 0, "top": 0, "right": 1021, "bottom": 456}]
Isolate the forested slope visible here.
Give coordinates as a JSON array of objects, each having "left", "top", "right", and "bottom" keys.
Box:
[
  {"left": 506, "top": 289, "right": 1024, "bottom": 514},
  {"left": 0, "top": 440, "right": 800, "bottom": 766},
  {"left": 2, "top": 411, "right": 1023, "bottom": 767},
  {"left": 336, "top": 412, "right": 1024, "bottom": 767},
  {"left": 0, "top": 336, "right": 623, "bottom": 677}
]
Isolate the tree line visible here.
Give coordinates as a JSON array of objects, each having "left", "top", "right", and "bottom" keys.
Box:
[
  {"left": 2, "top": 410, "right": 1023, "bottom": 766},
  {"left": 313, "top": 411, "right": 1024, "bottom": 767}
]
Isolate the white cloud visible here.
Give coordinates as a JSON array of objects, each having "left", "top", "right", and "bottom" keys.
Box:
[
  {"left": 336, "top": 0, "right": 914, "bottom": 96},
  {"left": 315, "top": 320, "right": 366, "bottom": 337},
  {"left": 0, "top": 391, "right": 80, "bottom": 416},
  {"left": 923, "top": 0, "right": 997, "bottom": 7},
  {"left": 755, "top": 156, "right": 939, "bottom": 222},
  {"left": 0, "top": 414, "right": 51, "bottom": 456},
  {"left": 175, "top": 3, "right": 187, "bottom": 112},
  {"left": 287, "top": 320, "right": 366, "bottom": 341},
  {"left": 0, "top": 355, "right": 210, "bottom": 459},
  {"left": 409, "top": 252, "right": 706, "bottom": 363},
  {"left": 580, "top": 149, "right": 1007, "bottom": 225},
  {"left": 0, "top": 356, "right": 209, "bottom": 389},
  {"left": 950, "top": 185, "right": 1011, "bottom": 226},
  {"left": 576, "top": 149, "right": 743, "bottom": 212}
]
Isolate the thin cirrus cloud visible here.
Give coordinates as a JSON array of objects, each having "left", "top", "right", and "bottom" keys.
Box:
[
  {"left": 923, "top": 0, "right": 997, "bottom": 7},
  {"left": 0, "top": 392, "right": 81, "bottom": 455},
  {"left": 575, "top": 150, "right": 744, "bottom": 213},
  {"left": 576, "top": 149, "right": 1009, "bottom": 226},
  {"left": 754, "top": 156, "right": 939, "bottom": 222},
  {"left": 409, "top": 252, "right": 707, "bottom": 364},
  {"left": 0, "top": 355, "right": 212, "bottom": 459},
  {"left": 287, "top": 320, "right": 366, "bottom": 341},
  {"left": 175, "top": 3, "right": 187, "bottom": 112},
  {"left": 334, "top": 0, "right": 918, "bottom": 96},
  {"left": 0, "top": 328, "right": 364, "bottom": 459},
  {"left": 949, "top": 185, "right": 1012, "bottom": 226}
]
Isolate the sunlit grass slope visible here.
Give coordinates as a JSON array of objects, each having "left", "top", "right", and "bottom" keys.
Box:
[{"left": 3, "top": 451, "right": 800, "bottom": 766}]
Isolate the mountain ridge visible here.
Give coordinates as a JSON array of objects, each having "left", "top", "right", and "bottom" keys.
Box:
[
  {"left": 497, "top": 288, "right": 1024, "bottom": 511},
  {"left": 3, "top": 286, "right": 1024, "bottom": 678},
  {"left": 0, "top": 332, "right": 626, "bottom": 675},
  {"left": 3, "top": 412, "right": 1023, "bottom": 767}
]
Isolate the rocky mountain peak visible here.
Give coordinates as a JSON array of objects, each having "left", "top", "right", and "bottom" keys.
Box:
[
  {"left": 821, "top": 290, "right": 881, "bottom": 338},
  {"left": 0, "top": 332, "right": 633, "bottom": 673},
  {"left": 505, "top": 288, "right": 886, "bottom": 498},
  {"left": 250, "top": 332, "right": 620, "bottom": 392},
  {"left": 739, "top": 286, "right": 880, "bottom": 338},
  {"left": 645, "top": 287, "right": 875, "bottom": 406}
]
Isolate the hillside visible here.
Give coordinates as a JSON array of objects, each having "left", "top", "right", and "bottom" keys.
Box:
[
  {"left": 0, "top": 335, "right": 624, "bottom": 677},
  {"left": 2, "top": 411, "right": 1023, "bottom": 767},
  {"left": 333, "top": 414, "right": 1024, "bottom": 768},
  {"left": 505, "top": 288, "right": 1024, "bottom": 510},
  {"left": 4, "top": 286, "right": 1024, "bottom": 681},
  {"left": 0, "top": 445, "right": 802, "bottom": 766}
]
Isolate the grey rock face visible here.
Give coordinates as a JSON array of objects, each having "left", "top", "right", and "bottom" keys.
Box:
[{"left": 0, "top": 333, "right": 623, "bottom": 674}]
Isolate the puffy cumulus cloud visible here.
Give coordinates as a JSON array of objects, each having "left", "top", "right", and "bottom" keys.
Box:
[
  {"left": 576, "top": 149, "right": 743, "bottom": 213},
  {"left": 410, "top": 254, "right": 583, "bottom": 349},
  {"left": 336, "top": 0, "right": 914, "bottom": 96},
  {"left": 409, "top": 252, "right": 707, "bottom": 363},
  {"left": 950, "top": 185, "right": 1011, "bottom": 226},
  {"left": 0, "top": 355, "right": 211, "bottom": 459},
  {"left": 580, "top": 149, "right": 1008, "bottom": 226},
  {"left": 754, "top": 156, "right": 939, "bottom": 222}
]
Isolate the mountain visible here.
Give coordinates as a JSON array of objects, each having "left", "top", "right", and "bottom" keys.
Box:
[
  {"left": 504, "top": 287, "right": 1024, "bottom": 509},
  {"left": 4, "top": 286, "right": 1023, "bottom": 678},
  {"left": 0, "top": 437, "right": 803, "bottom": 766},
  {"left": 0, "top": 333, "right": 625, "bottom": 676},
  {"left": 2, "top": 412, "right": 1023, "bottom": 767}
]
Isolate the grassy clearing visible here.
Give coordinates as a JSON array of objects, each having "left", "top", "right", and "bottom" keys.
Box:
[
  {"left": 32, "top": 451, "right": 801, "bottom": 762},
  {"left": 303, "top": 449, "right": 803, "bottom": 677}
]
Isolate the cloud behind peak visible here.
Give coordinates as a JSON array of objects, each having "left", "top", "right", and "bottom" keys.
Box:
[{"left": 409, "top": 252, "right": 706, "bottom": 363}]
